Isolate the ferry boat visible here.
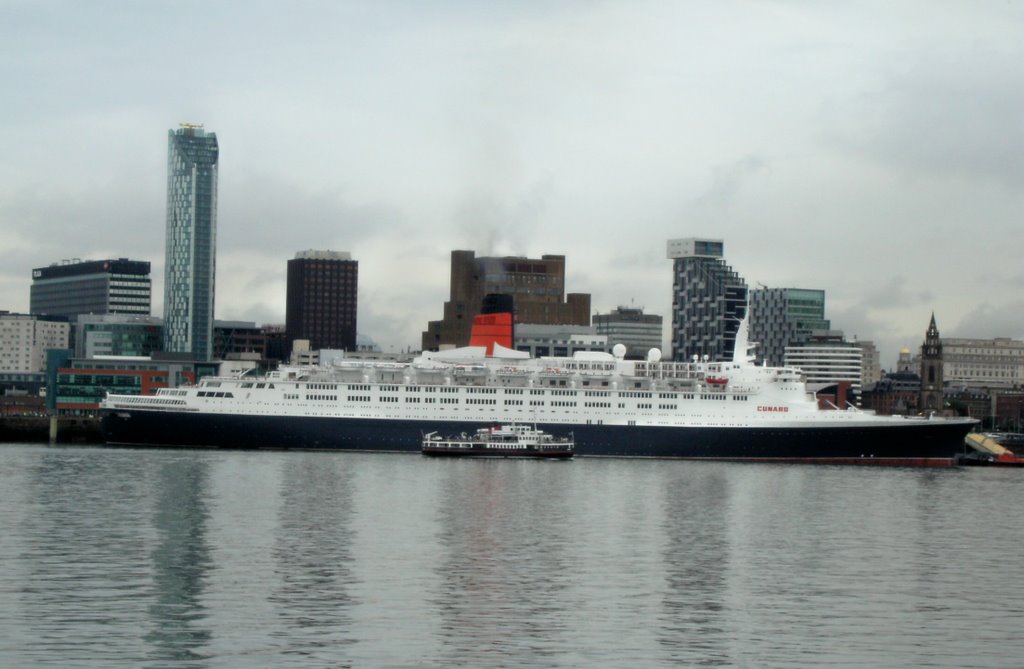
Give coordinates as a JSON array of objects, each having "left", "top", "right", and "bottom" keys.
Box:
[
  {"left": 100, "top": 301, "right": 977, "bottom": 466},
  {"left": 422, "top": 424, "right": 574, "bottom": 458}
]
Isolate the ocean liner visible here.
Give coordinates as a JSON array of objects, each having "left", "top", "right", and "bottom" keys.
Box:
[{"left": 100, "top": 301, "right": 976, "bottom": 466}]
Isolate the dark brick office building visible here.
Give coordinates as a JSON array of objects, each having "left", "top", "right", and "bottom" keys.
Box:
[
  {"left": 285, "top": 250, "right": 358, "bottom": 352},
  {"left": 421, "top": 250, "right": 591, "bottom": 351}
]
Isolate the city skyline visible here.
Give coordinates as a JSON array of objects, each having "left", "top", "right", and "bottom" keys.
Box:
[{"left": 1, "top": 3, "right": 1021, "bottom": 368}]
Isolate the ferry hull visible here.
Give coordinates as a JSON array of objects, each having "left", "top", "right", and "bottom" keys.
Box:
[{"left": 100, "top": 410, "right": 973, "bottom": 466}]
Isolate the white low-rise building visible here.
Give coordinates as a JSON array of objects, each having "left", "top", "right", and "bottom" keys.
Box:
[
  {"left": 0, "top": 312, "right": 71, "bottom": 374},
  {"left": 785, "top": 332, "right": 863, "bottom": 393},
  {"left": 514, "top": 324, "right": 608, "bottom": 358}
]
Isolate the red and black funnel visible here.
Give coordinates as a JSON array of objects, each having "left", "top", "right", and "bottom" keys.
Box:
[{"left": 468, "top": 294, "right": 514, "bottom": 356}]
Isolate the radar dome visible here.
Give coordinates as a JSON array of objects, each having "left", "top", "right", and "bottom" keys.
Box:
[
  {"left": 612, "top": 343, "right": 627, "bottom": 359},
  {"left": 646, "top": 348, "right": 662, "bottom": 363}
]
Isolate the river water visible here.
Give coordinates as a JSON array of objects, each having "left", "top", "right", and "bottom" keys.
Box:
[{"left": 1, "top": 443, "right": 1022, "bottom": 668}]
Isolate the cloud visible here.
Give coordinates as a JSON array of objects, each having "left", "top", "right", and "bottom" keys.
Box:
[
  {"left": 219, "top": 174, "right": 406, "bottom": 254},
  {"left": 826, "top": 47, "right": 1024, "bottom": 188},
  {"left": 950, "top": 302, "right": 1024, "bottom": 341},
  {"left": 693, "top": 155, "right": 770, "bottom": 212},
  {"left": 452, "top": 180, "right": 554, "bottom": 257}
]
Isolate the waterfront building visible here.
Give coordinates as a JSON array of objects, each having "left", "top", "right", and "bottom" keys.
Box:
[
  {"left": 50, "top": 353, "right": 217, "bottom": 416},
  {"left": 75, "top": 314, "right": 163, "bottom": 358},
  {"left": 0, "top": 372, "right": 47, "bottom": 397},
  {"left": 30, "top": 258, "right": 151, "bottom": 317},
  {"left": 945, "top": 387, "right": 996, "bottom": 427},
  {"left": 163, "top": 124, "right": 218, "bottom": 361},
  {"left": 214, "top": 320, "right": 268, "bottom": 361},
  {"left": 919, "top": 314, "right": 944, "bottom": 412},
  {"left": 784, "top": 331, "right": 863, "bottom": 394},
  {"left": 666, "top": 238, "right": 747, "bottom": 362},
  {"left": 857, "top": 340, "right": 882, "bottom": 386},
  {"left": 514, "top": 324, "right": 608, "bottom": 358},
  {"left": 748, "top": 287, "right": 830, "bottom": 367},
  {"left": 421, "top": 250, "right": 591, "bottom": 351},
  {"left": 993, "top": 390, "right": 1024, "bottom": 431},
  {"left": 260, "top": 324, "right": 290, "bottom": 365},
  {"left": 285, "top": 250, "right": 358, "bottom": 352},
  {"left": 860, "top": 372, "right": 921, "bottom": 415},
  {"left": 0, "top": 312, "right": 71, "bottom": 375},
  {"left": 593, "top": 306, "right": 663, "bottom": 360},
  {"left": 938, "top": 337, "right": 1024, "bottom": 390}
]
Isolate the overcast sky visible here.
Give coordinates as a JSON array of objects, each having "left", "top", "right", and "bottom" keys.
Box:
[{"left": 1, "top": 1, "right": 1022, "bottom": 367}]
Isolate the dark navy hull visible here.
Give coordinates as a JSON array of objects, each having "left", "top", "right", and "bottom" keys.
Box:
[{"left": 100, "top": 410, "right": 975, "bottom": 466}]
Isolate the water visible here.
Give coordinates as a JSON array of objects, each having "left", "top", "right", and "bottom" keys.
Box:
[{"left": 1, "top": 444, "right": 1023, "bottom": 668}]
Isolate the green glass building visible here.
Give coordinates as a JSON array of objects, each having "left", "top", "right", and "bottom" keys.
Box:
[{"left": 748, "top": 287, "right": 831, "bottom": 367}]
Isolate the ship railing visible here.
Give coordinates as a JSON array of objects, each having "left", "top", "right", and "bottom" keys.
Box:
[{"left": 633, "top": 361, "right": 703, "bottom": 379}]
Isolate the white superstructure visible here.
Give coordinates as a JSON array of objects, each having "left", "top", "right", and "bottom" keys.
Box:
[{"left": 102, "top": 325, "right": 929, "bottom": 431}]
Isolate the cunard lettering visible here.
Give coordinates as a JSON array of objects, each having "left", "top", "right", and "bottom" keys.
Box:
[{"left": 757, "top": 406, "right": 789, "bottom": 413}]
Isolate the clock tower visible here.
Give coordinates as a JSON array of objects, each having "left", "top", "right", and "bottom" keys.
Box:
[{"left": 919, "top": 313, "right": 944, "bottom": 413}]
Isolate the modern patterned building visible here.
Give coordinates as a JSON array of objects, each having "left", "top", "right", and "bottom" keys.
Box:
[
  {"left": 30, "top": 258, "right": 151, "bottom": 317},
  {"left": 163, "top": 124, "right": 218, "bottom": 361},
  {"left": 666, "top": 238, "right": 747, "bottom": 362},
  {"left": 593, "top": 306, "right": 663, "bottom": 360},
  {"left": 748, "top": 287, "right": 830, "bottom": 367},
  {"left": 286, "top": 250, "right": 359, "bottom": 352},
  {"left": 422, "top": 250, "right": 591, "bottom": 350}
]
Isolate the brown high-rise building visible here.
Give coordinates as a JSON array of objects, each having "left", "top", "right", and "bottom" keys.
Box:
[
  {"left": 421, "top": 250, "right": 591, "bottom": 350},
  {"left": 286, "top": 250, "right": 358, "bottom": 352}
]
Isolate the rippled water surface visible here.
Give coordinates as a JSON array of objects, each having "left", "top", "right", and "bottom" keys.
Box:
[{"left": 2, "top": 444, "right": 1023, "bottom": 668}]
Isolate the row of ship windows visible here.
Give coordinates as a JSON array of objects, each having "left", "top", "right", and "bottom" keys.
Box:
[
  {"left": 274, "top": 395, "right": 740, "bottom": 410},
  {"left": 219, "top": 383, "right": 748, "bottom": 402},
  {"left": 294, "top": 384, "right": 706, "bottom": 399},
  {"left": 235, "top": 392, "right": 748, "bottom": 406}
]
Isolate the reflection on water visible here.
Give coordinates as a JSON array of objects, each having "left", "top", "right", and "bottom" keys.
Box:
[
  {"left": 658, "top": 468, "right": 732, "bottom": 666},
  {"left": 144, "top": 455, "right": 212, "bottom": 668},
  {"left": 15, "top": 448, "right": 155, "bottom": 666},
  {"left": 432, "top": 460, "right": 577, "bottom": 667},
  {"left": 2, "top": 445, "right": 1024, "bottom": 668},
  {"left": 268, "top": 456, "right": 356, "bottom": 661}
]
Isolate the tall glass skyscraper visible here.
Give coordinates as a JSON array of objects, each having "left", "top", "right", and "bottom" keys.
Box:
[{"left": 163, "top": 125, "right": 218, "bottom": 361}]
